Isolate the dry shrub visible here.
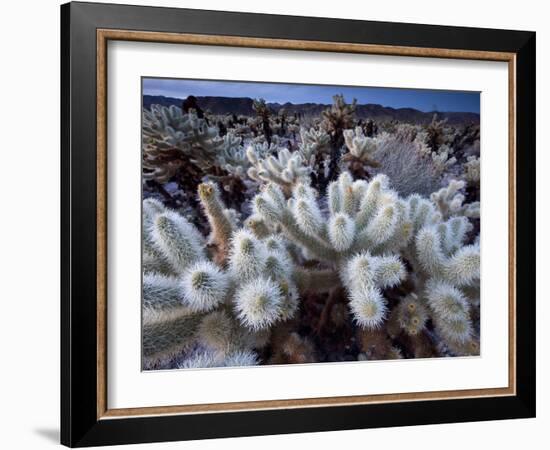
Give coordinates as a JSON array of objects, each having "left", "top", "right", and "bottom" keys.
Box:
[{"left": 372, "top": 134, "right": 442, "bottom": 197}]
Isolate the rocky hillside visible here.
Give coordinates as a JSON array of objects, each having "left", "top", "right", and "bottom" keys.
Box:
[{"left": 143, "top": 94, "right": 479, "bottom": 125}]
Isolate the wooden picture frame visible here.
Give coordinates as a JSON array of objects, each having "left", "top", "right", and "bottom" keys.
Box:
[{"left": 61, "top": 1, "right": 535, "bottom": 447}]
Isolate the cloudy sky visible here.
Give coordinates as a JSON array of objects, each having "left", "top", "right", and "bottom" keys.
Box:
[{"left": 143, "top": 77, "right": 480, "bottom": 113}]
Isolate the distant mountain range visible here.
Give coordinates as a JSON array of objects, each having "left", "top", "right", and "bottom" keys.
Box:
[{"left": 143, "top": 95, "right": 479, "bottom": 125}]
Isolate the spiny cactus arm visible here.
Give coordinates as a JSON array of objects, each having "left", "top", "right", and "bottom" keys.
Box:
[
  {"left": 298, "top": 127, "right": 332, "bottom": 176},
  {"left": 142, "top": 273, "right": 193, "bottom": 321},
  {"left": 373, "top": 204, "right": 414, "bottom": 254},
  {"left": 356, "top": 202, "right": 399, "bottom": 250},
  {"left": 292, "top": 196, "right": 326, "bottom": 238},
  {"left": 348, "top": 285, "right": 387, "bottom": 329},
  {"left": 223, "top": 350, "right": 259, "bottom": 367},
  {"left": 339, "top": 173, "right": 357, "bottom": 216},
  {"left": 351, "top": 179, "right": 369, "bottom": 206},
  {"left": 443, "top": 243, "right": 480, "bottom": 286},
  {"left": 342, "top": 251, "right": 406, "bottom": 291},
  {"left": 279, "top": 209, "right": 339, "bottom": 261},
  {"left": 183, "top": 112, "right": 223, "bottom": 148},
  {"left": 292, "top": 267, "right": 340, "bottom": 293},
  {"left": 180, "top": 261, "right": 230, "bottom": 312},
  {"left": 176, "top": 347, "right": 259, "bottom": 369},
  {"left": 425, "top": 280, "right": 470, "bottom": 322},
  {"left": 342, "top": 251, "right": 408, "bottom": 330},
  {"left": 198, "top": 182, "right": 235, "bottom": 260},
  {"left": 142, "top": 313, "right": 204, "bottom": 363},
  {"left": 176, "top": 350, "right": 222, "bottom": 369},
  {"left": 150, "top": 210, "right": 205, "bottom": 273},
  {"left": 228, "top": 229, "right": 268, "bottom": 283},
  {"left": 328, "top": 213, "right": 356, "bottom": 251},
  {"left": 425, "top": 279, "right": 475, "bottom": 349},
  {"left": 264, "top": 249, "right": 293, "bottom": 281},
  {"left": 234, "top": 277, "right": 284, "bottom": 331},
  {"left": 253, "top": 195, "right": 338, "bottom": 262},
  {"left": 244, "top": 215, "right": 272, "bottom": 238},
  {"left": 327, "top": 180, "right": 342, "bottom": 215},
  {"left": 198, "top": 309, "right": 235, "bottom": 353},
  {"left": 408, "top": 196, "right": 441, "bottom": 234},
  {"left": 261, "top": 155, "right": 290, "bottom": 183},
  {"left": 415, "top": 226, "right": 446, "bottom": 277},
  {"left": 433, "top": 314, "right": 473, "bottom": 347},
  {"left": 143, "top": 197, "right": 166, "bottom": 221},
  {"left": 372, "top": 254, "right": 407, "bottom": 289},
  {"left": 354, "top": 175, "right": 388, "bottom": 229},
  {"left": 277, "top": 281, "right": 300, "bottom": 322},
  {"left": 341, "top": 252, "right": 377, "bottom": 289},
  {"left": 142, "top": 250, "right": 176, "bottom": 276},
  {"left": 143, "top": 198, "right": 166, "bottom": 255},
  {"left": 441, "top": 216, "right": 472, "bottom": 255}
]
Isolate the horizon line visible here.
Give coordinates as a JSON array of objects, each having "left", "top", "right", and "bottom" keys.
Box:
[
  {"left": 142, "top": 78, "right": 481, "bottom": 114},
  {"left": 143, "top": 93, "right": 480, "bottom": 115}
]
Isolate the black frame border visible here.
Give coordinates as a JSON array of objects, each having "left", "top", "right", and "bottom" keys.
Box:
[{"left": 61, "top": 2, "right": 535, "bottom": 447}]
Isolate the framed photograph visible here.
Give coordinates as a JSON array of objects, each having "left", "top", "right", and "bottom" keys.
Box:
[{"left": 61, "top": 1, "right": 536, "bottom": 447}]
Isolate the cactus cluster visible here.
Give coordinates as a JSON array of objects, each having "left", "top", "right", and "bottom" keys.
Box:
[
  {"left": 142, "top": 92, "right": 481, "bottom": 369},
  {"left": 142, "top": 186, "right": 300, "bottom": 368}
]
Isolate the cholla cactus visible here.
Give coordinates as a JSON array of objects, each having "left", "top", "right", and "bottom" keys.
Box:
[
  {"left": 393, "top": 123, "right": 421, "bottom": 143},
  {"left": 430, "top": 144, "right": 457, "bottom": 175},
  {"left": 300, "top": 128, "right": 331, "bottom": 161},
  {"left": 343, "top": 252, "right": 406, "bottom": 328},
  {"left": 250, "top": 171, "right": 479, "bottom": 355},
  {"left": 143, "top": 105, "right": 223, "bottom": 177},
  {"left": 299, "top": 128, "right": 330, "bottom": 157},
  {"left": 181, "top": 260, "right": 230, "bottom": 312},
  {"left": 246, "top": 145, "right": 311, "bottom": 195},
  {"left": 425, "top": 113, "right": 449, "bottom": 151},
  {"left": 342, "top": 126, "right": 380, "bottom": 178},
  {"left": 142, "top": 182, "right": 300, "bottom": 368},
  {"left": 464, "top": 155, "right": 480, "bottom": 186},
  {"left": 322, "top": 94, "right": 357, "bottom": 134},
  {"left": 142, "top": 96, "right": 482, "bottom": 367},
  {"left": 411, "top": 215, "right": 480, "bottom": 355},
  {"left": 261, "top": 172, "right": 427, "bottom": 261},
  {"left": 150, "top": 209, "right": 206, "bottom": 273},
  {"left": 252, "top": 98, "right": 273, "bottom": 144},
  {"left": 322, "top": 95, "right": 358, "bottom": 183},
  {"left": 215, "top": 132, "right": 250, "bottom": 177},
  {"left": 234, "top": 278, "right": 285, "bottom": 330},
  {"left": 177, "top": 348, "right": 259, "bottom": 369},
  {"left": 253, "top": 173, "right": 410, "bottom": 326},
  {"left": 431, "top": 179, "right": 480, "bottom": 219},
  {"left": 415, "top": 224, "right": 480, "bottom": 287}
]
